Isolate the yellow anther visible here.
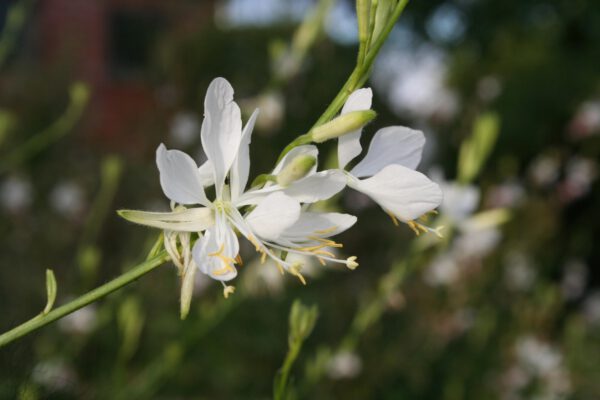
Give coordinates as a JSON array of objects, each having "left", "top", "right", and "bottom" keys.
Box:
[
  {"left": 275, "top": 263, "right": 285, "bottom": 275},
  {"left": 247, "top": 235, "right": 262, "bottom": 252},
  {"left": 407, "top": 221, "right": 421, "bottom": 235},
  {"left": 223, "top": 285, "right": 235, "bottom": 299},
  {"left": 313, "top": 249, "right": 336, "bottom": 258},
  {"left": 407, "top": 221, "right": 444, "bottom": 238},
  {"left": 260, "top": 251, "right": 267, "bottom": 264},
  {"left": 208, "top": 244, "right": 237, "bottom": 276},
  {"left": 346, "top": 256, "right": 359, "bottom": 270},
  {"left": 307, "top": 236, "right": 343, "bottom": 248},
  {"left": 211, "top": 264, "right": 236, "bottom": 276},
  {"left": 317, "top": 258, "right": 327, "bottom": 266},
  {"left": 313, "top": 226, "right": 338, "bottom": 235},
  {"left": 235, "top": 254, "right": 244, "bottom": 266},
  {"left": 289, "top": 263, "right": 307, "bottom": 285},
  {"left": 386, "top": 210, "right": 400, "bottom": 226}
]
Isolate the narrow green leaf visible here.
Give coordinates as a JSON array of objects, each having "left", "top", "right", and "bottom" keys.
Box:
[{"left": 43, "top": 269, "right": 57, "bottom": 315}]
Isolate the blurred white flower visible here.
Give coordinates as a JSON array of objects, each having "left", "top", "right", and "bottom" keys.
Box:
[
  {"left": 32, "top": 359, "right": 77, "bottom": 391},
  {"left": 58, "top": 304, "right": 98, "bottom": 335},
  {"left": 582, "top": 291, "right": 600, "bottom": 326},
  {"left": 424, "top": 252, "right": 460, "bottom": 286},
  {"left": 327, "top": 351, "right": 362, "bottom": 380},
  {"left": 529, "top": 154, "right": 560, "bottom": 187},
  {"left": 0, "top": 176, "right": 32, "bottom": 213},
  {"left": 568, "top": 100, "right": 600, "bottom": 139},
  {"left": 515, "top": 336, "right": 563, "bottom": 376},
  {"left": 374, "top": 46, "right": 459, "bottom": 120},
  {"left": 504, "top": 252, "right": 536, "bottom": 292},
  {"left": 561, "top": 259, "right": 588, "bottom": 301},
  {"left": 486, "top": 180, "right": 525, "bottom": 209},
  {"left": 169, "top": 112, "right": 200, "bottom": 147},
  {"left": 455, "top": 227, "right": 501, "bottom": 258},
  {"left": 50, "top": 181, "right": 85, "bottom": 219},
  {"left": 477, "top": 75, "right": 502, "bottom": 102}
]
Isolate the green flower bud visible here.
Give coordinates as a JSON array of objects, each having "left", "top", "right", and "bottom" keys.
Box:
[
  {"left": 276, "top": 154, "right": 317, "bottom": 187},
  {"left": 310, "top": 110, "right": 376, "bottom": 143}
]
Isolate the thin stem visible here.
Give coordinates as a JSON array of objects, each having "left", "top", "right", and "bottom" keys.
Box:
[
  {"left": 274, "top": 0, "right": 409, "bottom": 162},
  {"left": 0, "top": 251, "right": 169, "bottom": 348},
  {"left": 274, "top": 343, "right": 302, "bottom": 400}
]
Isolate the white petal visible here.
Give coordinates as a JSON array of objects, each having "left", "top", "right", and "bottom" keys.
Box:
[
  {"left": 245, "top": 192, "right": 301, "bottom": 241},
  {"left": 350, "top": 126, "right": 425, "bottom": 178},
  {"left": 200, "top": 77, "right": 242, "bottom": 195},
  {"left": 230, "top": 108, "right": 259, "bottom": 201},
  {"left": 283, "top": 170, "right": 347, "bottom": 203},
  {"left": 236, "top": 169, "right": 347, "bottom": 206},
  {"left": 192, "top": 216, "right": 239, "bottom": 281},
  {"left": 338, "top": 88, "right": 372, "bottom": 169},
  {"left": 156, "top": 144, "right": 209, "bottom": 205},
  {"left": 350, "top": 164, "right": 442, "bottom": 222},
  {"left": 198, "top": 160, "right": 215, "bottom": 187},
  {"left": 118, "top": 207, "right": 214, "bottom": 232},
  {"left": 282, "top": 212, "right": 357, "bottom": 241},
  {"left": 272, "top": 145, "right": 319, "bottom": 175}
]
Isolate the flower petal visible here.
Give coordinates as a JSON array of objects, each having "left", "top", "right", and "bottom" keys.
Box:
[
  {"left": 283, "top": 170, "right": 347, "bottom": 203},
  {"left": 245, "top": 192, "right": 301, "bottom": 241},
  {"left": 282, "top": 212, "right": 357, "bottom": 241},
  {"left": 231, "top": 108, "right": 259, "bottom": 201},
  {"left": 192, "top": 215, "right": 239, "bottom": 281},
  {"left": 338, "top": 88, "right": 372, "bottom": 169},
  {"left": 198, "top": 160, "right": 215, "bottom": 187},
  {"left": 272, "top": 144, "right": 319, "bottom": 175},
  {"left": 350, "top": 126, "right": 425, "bottom": 178},
  {"left": 236, "top": 169, "right": 347, "bottom": 206},
  {"left": 118, "top": 207, "right": 214, "bottom": 232},
  {"left": 200, "top": 77, "right": 242, "bottom": 195},
  {"left": 156, "top": 144, "right": 210, "bottom": 205},
  {"left": 350, "top": 164, "right": 442, "bottom": 222}
]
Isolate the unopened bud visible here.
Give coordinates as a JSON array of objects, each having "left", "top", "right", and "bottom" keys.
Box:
[
  {"left": 310, "top": 110, "right": 376, "bottom": 143},
  {"left": 179, "top": 262, "right": 197, "bottom": 320},
  {"left": 276, "top": 154, "right": 317, "bottom": 186}
]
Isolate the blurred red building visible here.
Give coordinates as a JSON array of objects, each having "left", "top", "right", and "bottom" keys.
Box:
[{"left": 36, "top": 0, "right": 214, "bottom": 149}]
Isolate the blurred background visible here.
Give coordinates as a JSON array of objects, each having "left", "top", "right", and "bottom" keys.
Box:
[{"left": 0, "top": 0, "right": 599, "bottom": 399}]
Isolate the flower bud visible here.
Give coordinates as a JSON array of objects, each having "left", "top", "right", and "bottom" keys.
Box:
[
  {"left": 310, "top": 110, "right": 376, "bottom": 143},
  {"left": 276, "top": 154, "right": 317, "bottom": 187}
]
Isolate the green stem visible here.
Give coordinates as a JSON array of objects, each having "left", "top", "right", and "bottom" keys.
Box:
[
  {"left": 274, "top": 0, "right": 409, "bottom": 162},
  {"left": 0, "top": 251, "right": 169, "bottom": 348},
  {"left": 274, "top": 342, "right": 302, "bottom": 400}
]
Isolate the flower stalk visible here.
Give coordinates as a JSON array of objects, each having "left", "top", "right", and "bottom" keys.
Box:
[{"left": 0, "top": 251, "right": 169, "bottom": 348}]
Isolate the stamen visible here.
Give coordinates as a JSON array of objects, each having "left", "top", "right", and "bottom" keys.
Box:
[
  {"left": 346, "top": 256, "right": 359, "bottom": 270},
  {"left": 407, "top": 221, "right": 444, "bottom": 238},
  {"left": 313, "top": 226, "right": 338, "bottom": 235},
  {"left": 275, "top": 262, "right": 285, "bottom": 275},
  {"left": 235, "top": 254, "right": 244, "bottom": 266},
  {"left": 307, "top": 236, "right": 343, "bottom": 248},
  {"left": 386, "top": 210, "right": 400, "bottom": 226},
  {"left": 289, "top": 263, "right": 307, "bottom": 285}
]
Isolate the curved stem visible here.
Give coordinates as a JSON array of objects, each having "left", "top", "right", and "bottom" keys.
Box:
[{"left": 0, "top": 251, "right": 169, "bottom": 348}]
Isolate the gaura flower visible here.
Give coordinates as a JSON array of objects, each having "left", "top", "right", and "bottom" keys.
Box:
[
  {"left": 336, "top": 88, "right": 444, "bottom": 235},
  {"left": 119, "top": 78, "right": 357, "bottom": 303}
]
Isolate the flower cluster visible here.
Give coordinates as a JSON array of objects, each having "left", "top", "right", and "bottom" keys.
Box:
[{"left": 119, "top": 77, "right": 442, "bottom": 312}]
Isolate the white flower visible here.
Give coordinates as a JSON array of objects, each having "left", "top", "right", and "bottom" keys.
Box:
[
  {"left": 336, "top": 88, "right": 443, "bottom": 234},
  {"left": 120, "top": 78, "right": 357, "bottom": 299}
]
